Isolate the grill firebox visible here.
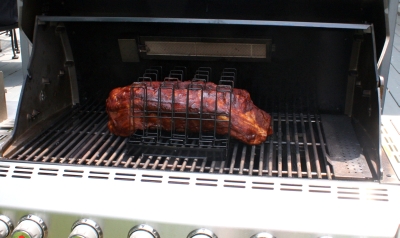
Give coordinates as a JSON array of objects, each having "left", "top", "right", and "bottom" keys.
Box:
[{"left": 0, "top": 17, "right": 381, "bottom": 182}]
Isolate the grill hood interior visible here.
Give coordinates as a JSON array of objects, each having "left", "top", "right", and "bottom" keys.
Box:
[{"left": 0, "top": 16, "right": 383, "bottom": 181}]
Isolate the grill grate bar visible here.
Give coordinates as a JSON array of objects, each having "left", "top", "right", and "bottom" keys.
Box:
[
  {"left": 200, "top": 157, "right": 207, "bottom": 173},
  {"left": 277, "top": 113, "right": 283, "bottom": 177},
  {"left": 219, "top": 159, "right": 226, "bottom": 174},
  {"left": 152, "top": 156, "right": 162, "bottom": 170},
  {"left": 190, "top": 158, "right": 197, "bottom": 172},
  {"left": 171, "top": 158, "right": 180, "bottom": 171},
  {"left": 142, "top": 156, "right": 152, "bottom": 169},
  {"left": 268, "top": 114, "right": 274, "bottom": 176},
  {"left": 293, "top": 111, "right": 302, "bottom": 178},
  {"left": 113, "top": 152, "right": 126, "bottom": 167},
  {"left": 300, "top": 113, "right": 313, "bottom": 178},
  {"left": 308, "top": 112, "right": 322, "bottom": 179},
  {"left": 315, "top": 114, "right": 332, "bottom": 179},
  {"left": 133, "top": 156, "right": 143, "bottom": 169},
  {"left": 258, "top": 142, "right": 265, "bottom": 176},
  {"left": 229, "top": 143, "right": 238, "bottom": 174},
  {"left": 124, "top": 156, "right": 134, "bottom": 168},
  {"left": 180, "top": 158, "right": 189, "bottom": 172},
  {"left": 286, "top": 110, "right": 292, "bottom": 177},
  {"left": 248, "top": 146, "right": 256, "bottom": 176},
  {"left": 239, "top": 146, "right": 247, "bottom": 175},
  {"left": 160, "top": 156, "right": 168, "bottom": 170},
  {"left": 209, "top": 160, "right": 216, "bottom": 173}
]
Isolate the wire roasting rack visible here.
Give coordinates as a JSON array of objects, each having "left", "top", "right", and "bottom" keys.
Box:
[{"left": 127, "top": 67, "right": 236, "bottom": 161}]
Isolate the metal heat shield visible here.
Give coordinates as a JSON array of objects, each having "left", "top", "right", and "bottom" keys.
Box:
[{"left": 139, "top": 37, "right": 272, "bottom": 61}]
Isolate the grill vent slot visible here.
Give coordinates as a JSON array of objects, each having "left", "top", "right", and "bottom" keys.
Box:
[
  {"left": 308, "top": 185, "right": 331, "bottom": 193},
  {"left": 12, "top": 166, "right": 33, "bottom": 179},
  {"left": 365, "top": 188, "right": 389, "bottom": 202},
  {"left": 280, "top": 183, "right": 303, "bottom": 192},
  {"left": 88, "top": 171, "right": 110, "bottom": 180},
  {"left": 0, "top": 164, "right": 393, "bottom": 203},
  {"left": 114, "top": 172, "right": 136, "bottom": 181},
  {"left": 195, "top": 178, "right": 218, "bottom": 187},
  {"left": 38, "top": 167, "right": 59, "bottom": 176},
  {"left": 337, "top": 186, "right": 360, "bottom": 200},
  {"left": 251, "top": 181, "right": 274, "bottom": 190},
  {"left": 224, "top": 180, "right": 246, "bottom": 188},
  {"left": 0, "top": 165, "right": 9, "bottom": 177},
  {"left": 63, "top": 169, "right": 83, "bottom": 178},
  {"left": 168, "top": 176, "right": 190, "bottom": 185},
  {"left": 141, "top": 174, "right": 163, "bottom": 183}
]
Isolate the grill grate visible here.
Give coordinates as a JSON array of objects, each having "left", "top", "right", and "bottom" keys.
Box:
[{"left": 5, "top": 100, "right": 333, "bottom": 179}]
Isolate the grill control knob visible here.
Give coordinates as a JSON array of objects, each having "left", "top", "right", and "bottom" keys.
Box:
[
  {"left": 250, "top": 232, "right": 276, "bottom": 238},
  {"left": 69, "top": 219, "right": 102, "bottom": 238},
  {"left": 187, "top": 228, "right": 217, "bottom": 238},
  {"left": 11, "top": 214, "right": 47, "bottom": 238},
  {"left": 128, "top": 224, "right": 160, "bottom": 238},
  {"left": 0, "top": 215, "right": 13, "bottom": 238}
]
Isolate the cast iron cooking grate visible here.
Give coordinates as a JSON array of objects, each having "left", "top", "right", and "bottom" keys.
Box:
[{"left": 5, "top": 98, "right": 333, "bottom": 179}]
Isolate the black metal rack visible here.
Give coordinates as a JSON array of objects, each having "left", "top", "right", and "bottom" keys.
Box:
[{"left": 127, "top": 68, "right": 234, "bottom": 161}]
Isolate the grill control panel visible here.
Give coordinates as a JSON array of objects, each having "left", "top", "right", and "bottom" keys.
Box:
[
  {"left": 0, "top": 214, "right": 281, "bottom": 238},
  {"left": 11, "top": 215, "right": 47, "bottom": 238},
  {"left": 69, "top": 219, "right": 102, "bottom": 238}
]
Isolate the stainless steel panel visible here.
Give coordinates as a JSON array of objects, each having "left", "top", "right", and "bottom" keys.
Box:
[
  {"left": 381, "top": 115, "right": 400, "bottom": 180},
  {"left": 0, "top": 161, "right": 399, "bottom": 237}
]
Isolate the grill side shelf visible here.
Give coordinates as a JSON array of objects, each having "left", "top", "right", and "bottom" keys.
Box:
[{"left": 320, "top": 114, "right": 372, "bottom": 179}]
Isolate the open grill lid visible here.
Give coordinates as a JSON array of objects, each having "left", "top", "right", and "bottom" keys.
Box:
[{"left": 21, "top": 0, "right": 387, "bottom": 58}]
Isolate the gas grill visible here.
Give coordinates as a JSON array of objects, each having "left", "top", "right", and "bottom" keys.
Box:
[{"left": 1, "top": 0, "right": 400, "bottom": 237}]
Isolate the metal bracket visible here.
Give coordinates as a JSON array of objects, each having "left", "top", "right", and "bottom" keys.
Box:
[
  {"left": 56, "top": 23, "right": 79, "bottom": 105},
  {"left": 345, "top": 37, "right": 363, "bottom": 116},
  {"left": 379, "top": 75, "right": 384, "bottom": 87}
]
